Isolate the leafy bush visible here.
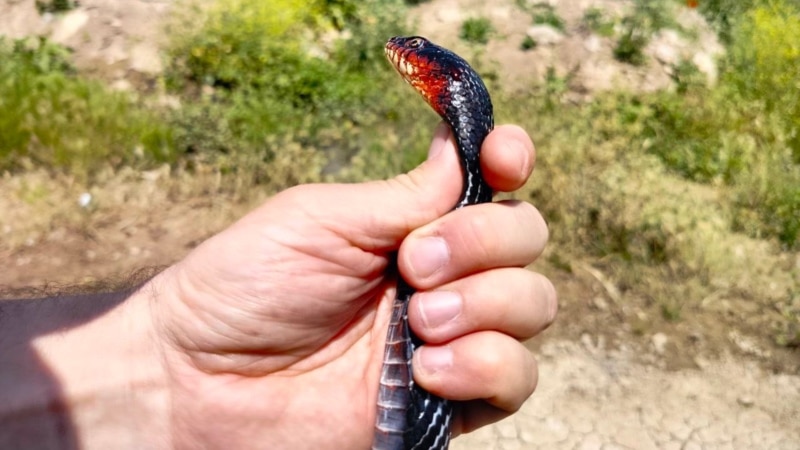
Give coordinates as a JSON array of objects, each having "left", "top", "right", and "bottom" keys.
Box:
[
  {"left": 583, "top": 7, "right": 615, "bottom": 37},
  {"left": 164, "top": 0, "right": 410, "bottom": 166},
  {"left": 35, "top": 0, "right": 76, "bottom": 13},
  {"left": 632, "top": 0, "right": 800, "bottom": 248},
  {"left": 613, "top": 0, "right": 680, "bottom": 65},
  {"left": 695, "top": 0, "right": 756, "bottom": 43},
  {"left": 460, "top": 17, "right": 494, "bottom": 44},
  {"left": 532, "top": 6, "right": 565, "bottom": 30},
  {"left": 726, "top": 1, "right": 800, "bottom": 159},
  {"left": 0, "top": 38, "right": 174, "bottom": 178},
  {"left": 613, "top": 26, "right": 649, "bottom": 65},
  {"left": 520, "top": 35, "right": 537, "bottom": 51}
]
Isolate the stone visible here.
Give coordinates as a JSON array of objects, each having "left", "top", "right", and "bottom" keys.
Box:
[
  {"left": 584, "top": 34, "right": 602, "bottom": 53},
  {"left": 652, "top": 332, "right": 668, "bottom": 354},
  {"left": 526, "top": 24, "right": 564, "bottom": 46},
  {"left": 130, "top": 42, "right": 162, "bottom": 74},
  {"left": 51, "top": 9, "right": 89, "bottom": 43},
  {"left": 737, "top": 396, "right": 755, "bottom": 407},
  {"left": 692, "top": 51, "right": 718, "bottom": 85}
]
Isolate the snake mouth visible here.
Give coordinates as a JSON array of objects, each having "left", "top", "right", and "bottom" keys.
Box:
[
  {"left": 385, "top": 37, "right": 448, "bottom": 117},
  {"left": 384, "top": 45, "right": 418, "bottom": 82}
]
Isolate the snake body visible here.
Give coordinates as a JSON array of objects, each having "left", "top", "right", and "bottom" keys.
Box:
[{"left": 373, "top": 36, "right": 494, "bottom": 450}]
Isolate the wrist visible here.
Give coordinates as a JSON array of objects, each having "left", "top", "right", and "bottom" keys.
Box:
[{"left": 0, "top": 276, "right": 171, "bottom": 449}]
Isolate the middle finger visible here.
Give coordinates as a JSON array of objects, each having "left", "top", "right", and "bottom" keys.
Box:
[
  {"left": 408, "top": 268, "right": 557, "bottom": 344},
  {"left": 398, "top": 200, "right": 548, "bottom": 289}
]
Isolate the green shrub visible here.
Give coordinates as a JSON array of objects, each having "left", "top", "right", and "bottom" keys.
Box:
[
  {"left": 0, "top": 38, "right": 174, "bottom": 177},
  {"left": 583, "top": 7, "right": 615, "bottom": 37},
  {"left": 520, "top": 36, "right": 537, "bottom": 51},
  {"left": 726, "top": 1, "right": 800, "bottom": 159},
  {"left": 613, "top": 0, "right": 680, "bottom": 65},
  {"left": 460, "top": 17, "right": 494, "bottom": 44},
  {"left": 696, "top": 0, "right": 756, "bottom": 43},
  {"left": 532, "top": 6, "right": 565, "bottom": 30},
  {"left": 35, "top": 0, "right": 75, "bottom": 13},
  {"left": 613, "top": 26, "right": 649, "bottom": 65},
  {"left": 164, "top": 0, "right": 410, "bottom": 168},
  {"left": 632, "top": 0, "right": 800, "bottom": 248}
]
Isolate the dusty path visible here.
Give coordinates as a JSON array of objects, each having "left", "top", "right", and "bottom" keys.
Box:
[{"left": 455, "top": 341, "right": 799, "bottom": 450}]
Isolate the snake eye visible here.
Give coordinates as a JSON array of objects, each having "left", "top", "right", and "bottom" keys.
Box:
[{"left": 407, "top": 37, "right": 424, "bottom": 49}]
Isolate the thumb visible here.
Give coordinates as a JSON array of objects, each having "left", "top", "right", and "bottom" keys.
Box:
[{"left": 300, "top": 122, "right": 463, "bottom": 251}]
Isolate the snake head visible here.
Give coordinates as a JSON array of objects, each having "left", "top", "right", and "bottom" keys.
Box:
[{"left": 385, "top": 35, "right": 475, "bottom": 118}]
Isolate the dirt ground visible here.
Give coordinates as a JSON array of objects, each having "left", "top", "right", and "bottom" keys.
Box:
[{"left": 1, "top": 0, "right": 799, "bottom": 448}]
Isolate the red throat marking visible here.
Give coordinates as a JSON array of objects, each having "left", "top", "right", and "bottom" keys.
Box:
[{"left": 386, "top": 45, "right": 449, "bottom": 117}]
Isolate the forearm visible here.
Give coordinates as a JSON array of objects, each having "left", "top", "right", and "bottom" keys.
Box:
[{"left": 0, "top": 278, "right": 170, "bottom": 449}]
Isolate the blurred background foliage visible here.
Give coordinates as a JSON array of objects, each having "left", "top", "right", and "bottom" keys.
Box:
[
  {"left": 0, "top": 0, "right": 798, "bottom": 336},
  {"left": 0, "top": 37, "right": 174, "bottom": 174},
  {"left": 161, "top": 0, "right": 424, "bottom": 183}
]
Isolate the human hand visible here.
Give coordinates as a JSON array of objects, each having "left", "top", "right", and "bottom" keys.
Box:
[{"left": 149, "top": 123, "right": 556, "bottom": 449}]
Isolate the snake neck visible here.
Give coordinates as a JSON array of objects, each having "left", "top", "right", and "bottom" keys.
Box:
[
  {"left": 441, "top": 72, "right": 493, "bottom": 209},
  {"left": 452, "top": 124, "right": 493, "bottom": 209},
  {"left": 454, "top": 153, "right": 492, "bottom": 208}
]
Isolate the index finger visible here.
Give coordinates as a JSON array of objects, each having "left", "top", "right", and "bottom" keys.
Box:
[{"left": 481, "top": 125, "right": 535, "bottom": 193}]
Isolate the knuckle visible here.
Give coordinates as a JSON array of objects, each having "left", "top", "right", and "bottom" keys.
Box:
[
  {"left": 469, "top": 334, "right": 508, "bottom": 382},
  {"left": 462, "top": 210, "right": 496, "bottom": 261}
]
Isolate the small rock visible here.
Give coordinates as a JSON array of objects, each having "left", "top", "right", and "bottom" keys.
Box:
[
  {"left": 651, "top": 332, "right": 668, "bottom": 355},
  {"left": 688, "top": 329, "right": 704, "bottom": 343},
  {"left": 584, "top": 34, "right": 602, "bottom": 53},
  {"left": 131, "top": 43, "right": 163, "bottom": 74},
  {"left": 652, "top": 41, "right": 680, "bottom": 66},
  {"left": 111, "top": 79, "right": 133, "bottom": 91},
  {"left": 729, "top": 331, "right": 770, "bottom": 359},
  {"left": 526, "top": 24, "right": 564, "bottom": 46},
  {"left": 581, "top": 333, "right": 594, "bottom": 350},
  {"left": 592, "top": 295, "right": 608, "bottom": 311},
  {"left": 51, "top": 10, "right": 90, "bottom": 44},
  {"left": 693, "top": 355, "right": 711, "bottom": 370},
  {"left": 737, "top": 396, "right": 755, "bottom": 407},
  {"left": 78, "top": 192, "right": 92, "bottom": 208},
  {"left": 692, "top": 51, "right": 718, "bottom": 85}
]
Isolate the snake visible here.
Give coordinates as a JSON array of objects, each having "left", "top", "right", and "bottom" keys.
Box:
[{"left": 373, "top": 36, "right": 494, "bottom": 450}]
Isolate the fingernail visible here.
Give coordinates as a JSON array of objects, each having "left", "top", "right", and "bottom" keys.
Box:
[
  {"left": 544, "top": 280, "right": 558, "bottom": 324},
  {"left": 516, "top": 137, "right": 533, "bottom": 181},
  {"left": 409, "top": 237, "right": 450, "bottom": 279},
  {"left": 419, "top": 291, "right": 462, "bottom": 328},
  {"left": 418, "top": 345, "right": 453, "bottom": 374}
]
